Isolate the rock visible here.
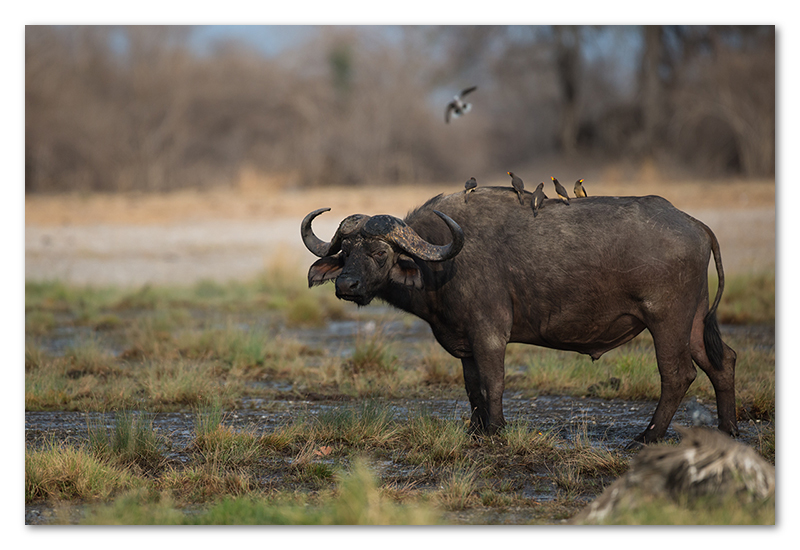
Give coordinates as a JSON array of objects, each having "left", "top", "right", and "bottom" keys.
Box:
[{"left": 570, "top": 425, "right": 775, "bottom": 524}]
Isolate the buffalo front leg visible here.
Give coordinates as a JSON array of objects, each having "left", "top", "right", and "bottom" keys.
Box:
[{"left": 461, "top": 340, "right": 507, "bottom": 435}]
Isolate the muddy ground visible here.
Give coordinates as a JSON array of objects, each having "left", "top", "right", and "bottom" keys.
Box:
[{"left": 24, "top": 313, "right": 773, "bottom": 525}]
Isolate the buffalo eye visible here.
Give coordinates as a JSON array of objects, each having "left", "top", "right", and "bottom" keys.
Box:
[{"left": 373, "top": 249, "right": 388, "bottom": 265}]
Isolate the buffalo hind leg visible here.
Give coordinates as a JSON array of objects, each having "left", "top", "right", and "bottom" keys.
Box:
[
  {"left": 689, "top": 305, "right": 739, "bottom": 436},
  {"left": 633, "top": 325, "right": 697, "bottom": 446},
  {"left": 461, "top": 339, "right": 507, "bottom": 435}
]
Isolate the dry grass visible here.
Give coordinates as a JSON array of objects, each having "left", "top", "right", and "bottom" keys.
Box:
[
  {"left": 26, "top": 441, "right": 143, "bottom": 502},
  {"left": 78, "top": 459, "right": 440, "bottom": 525},
  {"left": 25, "top": 178, "right": 774, "bottom": 227}
]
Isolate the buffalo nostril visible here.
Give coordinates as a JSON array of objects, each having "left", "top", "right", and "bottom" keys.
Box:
[{"left": 336, "top": 277, "right": 360, "bottom": 293}]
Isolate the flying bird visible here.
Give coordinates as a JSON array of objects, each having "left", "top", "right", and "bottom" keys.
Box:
[
  {"left": 464, "top": 177, "right": 478, "bottom": 203},
  {"left": 507, "top": 171, "right": 525, "bottom": 205},
  {"left": 551, "top": 176, "right": 570, "bottom": 205},
  {"left": 531, "top": 182, "right": 547, "bottom": 217},
  {"left": 574, "top": 179, "right": 588, "bottom": 198},
  {"left": 445, "top": 86, "right": 477, "bottom": 123}
]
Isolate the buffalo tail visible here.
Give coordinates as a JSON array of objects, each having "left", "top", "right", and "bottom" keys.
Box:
[{"left": 700, "top": 220, "right": 726, "bottom": 371}]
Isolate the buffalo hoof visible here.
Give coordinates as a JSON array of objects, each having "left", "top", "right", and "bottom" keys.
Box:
[
  {"left": 720, "top": 422, "right": 740, "bottom": 438},
  {"left": 467, "top": 420, "right": 505, "bottom": 437}
]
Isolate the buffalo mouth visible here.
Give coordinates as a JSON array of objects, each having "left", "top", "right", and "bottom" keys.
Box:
[
  {"left": 335, "top": 290, "right": 373, "bottom": 306},
  {"left": 334, "top": 281, "right": 373, "bottom": 306},
  {"left": 334, "top": 275, "right": 374, "bottom": 306}
]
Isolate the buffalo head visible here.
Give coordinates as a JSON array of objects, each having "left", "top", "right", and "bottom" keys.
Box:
[{"left": 301, "top": 208, "right": 464, "bottom": 305}]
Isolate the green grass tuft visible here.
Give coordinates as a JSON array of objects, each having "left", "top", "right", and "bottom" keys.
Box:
[
  {"left": 87, "top": 410, "right": 168, "bottom": 470},
  {"left": 312, "top": 400, "right": 400, "bottom": 447},
  {"left": 401, "top": 413, "right": 470, "bottom": 465}
]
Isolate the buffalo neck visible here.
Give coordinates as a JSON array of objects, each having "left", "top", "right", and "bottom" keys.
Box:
[{"left": 378, "top": 256, "right": 450, "bottom": 324}]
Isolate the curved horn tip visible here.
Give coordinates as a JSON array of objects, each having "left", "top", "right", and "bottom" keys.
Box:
[
  {"left": 432, "top": 210, "right": 465, "bottom": 260},
  {"left": 301, "top": 207, "right": 337, "bottom": 258},
  {"left": 301, "top": 207, "right": 332, "bottom": 226},
  {"left": 432, "top": 210, "right": 457, "bottom": 224}
]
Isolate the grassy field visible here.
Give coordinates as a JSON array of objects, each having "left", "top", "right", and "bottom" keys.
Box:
[
  {"left": 24, "top": 267, "right": 775, "bottom": 413},
  {"left": 24, "top": 179, "right": 775, "bottom": 525},
  {"left": 24, "top": 264, "right": 775, "bottom": 525}
]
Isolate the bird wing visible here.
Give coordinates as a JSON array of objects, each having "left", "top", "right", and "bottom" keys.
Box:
[
  {"left": 445, "top": 103, "right": 454, "bottom": 123},
  {"left": 459, "top": 86, "right": 477, "bottom": 98}
]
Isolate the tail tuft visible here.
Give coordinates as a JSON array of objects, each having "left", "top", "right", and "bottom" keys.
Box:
[{"left": 703, "top": 310, "right": 724, "bottom": 370}]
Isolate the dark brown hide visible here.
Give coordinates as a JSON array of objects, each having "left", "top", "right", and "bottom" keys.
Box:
[{"left": 302, "top": 187, "right": 737, "bottom": 445}]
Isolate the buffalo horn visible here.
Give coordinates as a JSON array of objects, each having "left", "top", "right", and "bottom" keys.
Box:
[
  {"left": 300, "top": 208, "right": 339, "bottom": 257},
  {"left": 301, "top": 208, "right": 373, "bottom": 257},
  {"left": 364, "top": 211, "right": 464, "bottom": 262}
]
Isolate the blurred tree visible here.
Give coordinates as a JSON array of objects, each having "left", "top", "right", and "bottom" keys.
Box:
[
  {"left": 553, "top": 25, "right": 582, "bottom": 154},
  {"left": 640, "top": 25, "right": 666, "bottom": 156},
  {"left": 24, "top": 24, "right": 774, "bottom": 194},
  {"left": 328, "top": 40, "right": 354, "bottom": 96},
  {"left": 666, "top": 25, "right": 775, "bottom": 177}
]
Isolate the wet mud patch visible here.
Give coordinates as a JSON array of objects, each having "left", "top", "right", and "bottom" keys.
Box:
[
  {"left": 25, "top": 392, "right": 770, "bottom": 524},
  {"left": 24, "top": 303, "right": 773, "bottom": 524},
  {"left": 25, "top": 393, "right": 768, "bottom": 454}
]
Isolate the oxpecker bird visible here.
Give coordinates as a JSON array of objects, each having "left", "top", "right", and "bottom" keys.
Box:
[
  {"left": 464, "top": 177, "right": 478, "bottom": 203},
  {"left": 574, "top": 179, "right": 588, "bottom": 198},
  {"left": 551, "top": 176, "right": 570, "bottom": 205},
  {"left": 531, "top": 182, "right": 547, "bottom": 217},
  {"left": 507, "top": 171, "right": 525, "bottom": 205},
  {"left": 445, "top": 86, "right": 477, "bottom": 123}
]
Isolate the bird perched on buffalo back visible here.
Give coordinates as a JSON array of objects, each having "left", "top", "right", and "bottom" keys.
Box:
[
  {"left": 445, "top": 86, "right": 477, "bottom": 123},
  {"left": 464, "top": 177, "right": 478, "bottom": 203},
  {"left": 531, "top": 182, "right": 547, "bottom": 217},
  {"left": 551, "top": 176, "right": 570, "bottom": 205},
  {"left": 574, "top": 179, "right": 588, "bottom": 198},
  {"left": 507, "top": 171, "right": 525, "bottom": 205}
]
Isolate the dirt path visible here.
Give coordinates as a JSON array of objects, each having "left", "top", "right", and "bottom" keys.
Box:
[{"left": 25, "top": 181, "right": 775, "bottom": 287}]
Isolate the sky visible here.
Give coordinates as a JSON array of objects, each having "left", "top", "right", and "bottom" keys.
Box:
[
  {"left": 182, "top": 24, "right": 643, "bottom": 102},
  {"left": 186, "top": 24, "right": 642, "bottom": 63},
  {"left": 188, "top": 25, "right": 319, "bottom": 57}
]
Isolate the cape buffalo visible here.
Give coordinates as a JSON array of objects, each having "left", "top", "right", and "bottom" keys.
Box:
[{"left": 300, "top": 187, "right": 738, "bottom": 445}]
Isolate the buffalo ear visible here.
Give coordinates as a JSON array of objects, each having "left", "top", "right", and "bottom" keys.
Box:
[
  {"left": 308, "top": 255, "right": 344, "bottom": 287},
  {"left": 390, "top": 254, "right": 423, "bottom": 289}
]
